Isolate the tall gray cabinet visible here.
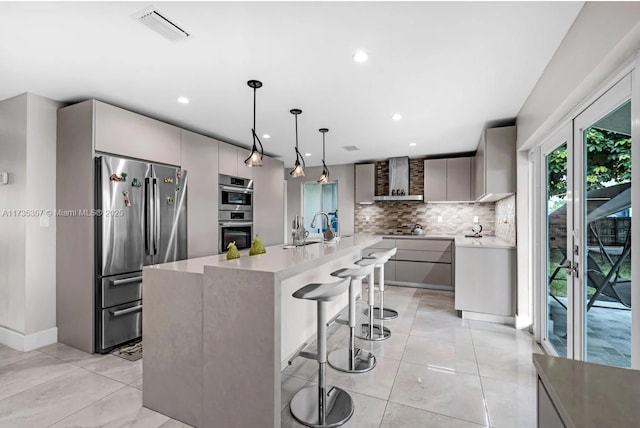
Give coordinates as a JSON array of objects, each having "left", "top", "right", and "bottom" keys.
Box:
[{"left": 253, "top": 155, "right": 285, "bottom": 246}]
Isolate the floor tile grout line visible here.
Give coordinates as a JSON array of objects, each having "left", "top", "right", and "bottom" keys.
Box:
[
  {"left": 37, "top": 348, "right": 142, "bottom": 387},
  {"left": 44, "top": 384, "right": 129, "bottom": 428},
  {"left": 383, "top": 398, "right": 490, "bottom": 427},
  {"left": 469, "top": 326, "right": 494, "bottom": 428}
]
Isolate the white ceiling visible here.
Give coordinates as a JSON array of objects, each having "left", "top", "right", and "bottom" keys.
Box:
[{"left": 0, "top": 1, "right": 583, "bottom": 167}]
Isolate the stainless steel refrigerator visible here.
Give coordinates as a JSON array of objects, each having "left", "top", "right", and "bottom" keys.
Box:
[{"left": 95, "top": 155, "right": 187, "bottom": 353}]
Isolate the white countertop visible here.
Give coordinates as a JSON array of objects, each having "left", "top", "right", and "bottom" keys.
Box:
[
  {"left": 379, "top": 234, "right": 515, "bottom": 249},
  {"left": 145, "top": 234, "right": 383, "bottom": 278}
]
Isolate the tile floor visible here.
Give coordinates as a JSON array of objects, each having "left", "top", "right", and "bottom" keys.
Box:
[
  {"left": 284, "top": 286, "right": 542, "bottom": 428},
  {"left": 0, "top": 286, "right": 541, "bottom": 427}
]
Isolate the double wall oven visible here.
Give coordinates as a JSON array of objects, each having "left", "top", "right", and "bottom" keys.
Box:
[{"left": 219, "top": 174, "right": 253, "bottom": 253}]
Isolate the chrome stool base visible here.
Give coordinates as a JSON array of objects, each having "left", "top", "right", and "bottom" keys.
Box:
[
  {"left": 328, "top": 347, "right": 376, "bottom": 373},
  {"left": 357, "top": 323, "right": 391, "bottom": 341},
  {"left": 365, "top": 306, "right": 399, "bottom": 320},
  {"left": 290, "top": 385, "right": 354, "bottom": 428}
]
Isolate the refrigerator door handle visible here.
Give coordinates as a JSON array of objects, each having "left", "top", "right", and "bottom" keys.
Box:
[
  {"left": 154, "top": 177, "right": 160, "bottom": 256},
  {"left": 145, "top": 177, "right": 154, "bottom": 256},
  {"left": 110, "top": 304, "right": 143, "bottom": 317},
  {"left": 111, "top": 276, "right": 143, "bottom": 286}
]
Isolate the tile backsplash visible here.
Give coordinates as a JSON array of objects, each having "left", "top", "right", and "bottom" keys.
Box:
[
  {"left": 495, "top": 194, "right": 516, "bottom": 245},
  {"left": 355, "top": 201, "right": 497, "bottom": 236}
]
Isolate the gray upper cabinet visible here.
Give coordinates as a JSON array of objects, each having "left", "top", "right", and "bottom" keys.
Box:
[
  {"left": 423, "top": 159, "right": 447, "bottom": 201},
  {"left": 180, "top": 130, "right": 219, "bottom": 257},
  {"left": 473, "top": 126, "right": 516, "bottom": 201},
  {"left": 253, "top": 155, "right": 285, "bottom": 246},
  {"left": 355, "top": 163, "right": 375, "bottom": 204},
  {"left": 94, "top": 101, "right": 181, "bottom": 165},
  {"left": 423, "top": 157, "right": 473, "bottom": 202},
  {"left": 446, "top": 157, "right": 472, "bottom": 201},
  {"left": 218, "top": 142, "right": 253, "bottom": 179}
]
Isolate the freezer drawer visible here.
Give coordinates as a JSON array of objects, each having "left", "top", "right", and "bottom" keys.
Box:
[
  {"left": 100, "top": 272, "right": 142, "bottom": 308},
  {"left": 99, "top": 300, "right": 142, "bottom": 352}
]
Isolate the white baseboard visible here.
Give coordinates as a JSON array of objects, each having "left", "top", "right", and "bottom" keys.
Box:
[
  {"left": 514, "top": 314, "right": 532, "bottom": 330},
  {"left": 461, "top": 311, "right": 515, "bottom": 326},
  {"left": 0, "top": 326, "right": 58, "bottom": 352}
]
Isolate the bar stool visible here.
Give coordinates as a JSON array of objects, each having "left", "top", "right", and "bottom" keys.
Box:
[
  {"left": 365, "top": 248, "right": 399, "bottom": 321},
  {"left": 288, "top": 278, "right": 354, "bottom": 428},
  {"left": 354, "top": 256, "right": 391, "bottom": 341},
  {"left": 327, "top": 263, "right": 376, "bottom": 373}
]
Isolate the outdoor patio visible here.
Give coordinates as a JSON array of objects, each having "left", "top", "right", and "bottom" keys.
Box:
[{"left": 548, "top": 296, "right": 631, "bottom": 367}]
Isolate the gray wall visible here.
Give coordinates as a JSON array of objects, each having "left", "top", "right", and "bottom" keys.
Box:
[
  {"left": 0, "top": 93, "right": 60, "bottom": 342},
  {"left": 517, "top": 2, "right": 640, "bottom": 149},
  {"left": 0, "top": 94, "right": 28, "bottom": 333},
  {"left": 285, "top": 164, "right": 355, "bottom": 237}
]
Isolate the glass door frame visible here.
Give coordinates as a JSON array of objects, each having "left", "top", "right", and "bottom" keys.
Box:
[
  {"left": 572, "top": 73, "right": 632, "bottom": 362},
  {"left": 538, "top": 123, "right": 575, "bottom": 358}
]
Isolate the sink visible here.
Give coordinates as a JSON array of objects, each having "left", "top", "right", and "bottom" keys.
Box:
[{"left": 282, "top": 241, "right": 321, "bottom": 249}]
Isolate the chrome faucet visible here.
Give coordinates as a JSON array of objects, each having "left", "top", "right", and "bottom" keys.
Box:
[{"left": 310, "top": 211, "right": 336, "bottom": 242}]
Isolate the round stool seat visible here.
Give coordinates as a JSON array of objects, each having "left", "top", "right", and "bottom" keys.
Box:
[
  {"left": 331, "top": 267, "right": 369, "bottom": 281},
  {"left": 293, "top": 278, "right": 350, "bottom": 302}
]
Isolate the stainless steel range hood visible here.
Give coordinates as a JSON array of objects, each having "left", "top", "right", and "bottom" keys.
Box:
[{"left": 373, "top": 157, "right": 424, "bottom": 201}]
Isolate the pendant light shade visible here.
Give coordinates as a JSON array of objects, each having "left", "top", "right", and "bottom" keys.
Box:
[
  {"left": 289, "top": 109, "right": 305, "bottom": 177},
  {"left": 318, "top": 128, "right": 330, "bottom": 184},
  {"left": 244, "top": 80, "right": 264, "bottom": 167}
]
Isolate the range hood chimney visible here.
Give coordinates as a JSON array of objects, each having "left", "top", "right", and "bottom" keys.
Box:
[{"left": 373, "top": 157, "right": 424, "bottom": 201}]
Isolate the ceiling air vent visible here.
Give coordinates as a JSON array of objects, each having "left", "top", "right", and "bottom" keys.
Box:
[
  {"left": 342, "top": 145, "right": 359, "bottom": 152},
  {"left": 137, "top": 6, "right": 190, "bottom": 42}
]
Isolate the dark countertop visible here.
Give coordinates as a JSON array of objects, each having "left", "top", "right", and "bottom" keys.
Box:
[{"left": 533, "top": 354, "right": 640, "bottom": 427}]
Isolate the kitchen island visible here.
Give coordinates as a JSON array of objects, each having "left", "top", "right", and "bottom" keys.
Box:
[{"left": 141, "top": 235, "right": 382, "bottom": 428}]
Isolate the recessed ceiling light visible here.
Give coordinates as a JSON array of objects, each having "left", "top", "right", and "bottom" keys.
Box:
[
  {"left": 304, "top": 153, "right": 311, "bottom": 157},
  {"left": 177, "top": 96, "right": 189, "bottom": 104},
  {"left": 392, "top": 113, "right": 402, "bottom": 121},
  {"left": 409, "top": 142, "right": 416, "bottom": 147},
  {"left": 262, "top": 134, "right": 270, "bottom": 139},
  {"left": 353, "top": 51, "right": 368, "bottom": 63}
]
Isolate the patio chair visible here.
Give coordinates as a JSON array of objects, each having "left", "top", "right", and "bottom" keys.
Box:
[{"left": 586, "top": 233, "right": 631, "bottom": 310}]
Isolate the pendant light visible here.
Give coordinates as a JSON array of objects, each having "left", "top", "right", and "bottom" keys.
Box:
[
  {"left": 244, "top": 80, "right": 264, "bottom": 167},
  {"left": 289, "top": 108, "right": 305, "bottom": 177},
  {"left": 317, "top": 128, "right": 330, "bottom": 184}
]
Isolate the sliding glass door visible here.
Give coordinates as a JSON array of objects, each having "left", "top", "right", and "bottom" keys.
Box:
[{"left": 540, "top": 74, "right": 632, "bottom": 368}]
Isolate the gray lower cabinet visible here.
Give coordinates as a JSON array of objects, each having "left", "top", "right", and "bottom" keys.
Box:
[
  {"left": 395, "top": 261, "right": 451, "bottom": 286},
  {"left": 537, "top": 379, "right": 566, "bottom": 428},
  {"left": 454, "top": 246, "right": 516, "bottom": 316},
  {"left": 364, "top": 237, "right": 454, "bottom": 289}
]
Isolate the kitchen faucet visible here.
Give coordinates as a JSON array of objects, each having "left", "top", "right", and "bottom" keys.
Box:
[{"left": 310, "top": 211, "right": 336, "bottom": 242}]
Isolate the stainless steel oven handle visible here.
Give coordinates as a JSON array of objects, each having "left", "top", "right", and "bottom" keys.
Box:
[
  {"left": 111, "top": 276, "right": 143, "bottom": 286},
  {"left": 110, "top": 305, "right": 143, "bottom": 317},
  {"left": 219, "top": 222, "right": 254, "bottom": 227},
  {"left": 219, "top": 185, "right": 254, "bottom": 193}
]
